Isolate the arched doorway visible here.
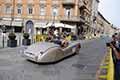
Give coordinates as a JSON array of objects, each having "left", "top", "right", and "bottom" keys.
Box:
[{"left": 25, "top": 20, "right": 34, "bottom": 34}]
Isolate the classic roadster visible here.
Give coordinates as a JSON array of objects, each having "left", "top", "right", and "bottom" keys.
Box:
[{"left": 23, "top": 40, "right": 81, "bottom": 63}]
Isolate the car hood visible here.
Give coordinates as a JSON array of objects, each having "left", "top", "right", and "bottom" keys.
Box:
[{"left": 25, "top": 42, "right": 59, "bottom": 55}]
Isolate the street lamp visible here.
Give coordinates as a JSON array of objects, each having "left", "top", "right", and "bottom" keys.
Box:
[
  {"left": 22, "top": 18, "right": 24, "bottom": 33},
  {"left": 52, "top": 11, "right": 56, "bottom": 26},
  {"left": 1, "top": 25, "right": 6, "bottom": 48},
  {"left": 50, "top": 11, "right": 56, "bottom": 31},
  {"left": 19, "top": 18, "right": 24, "bottom": 46},
  {"left": 0, "top": 17, "right": 2, "bottom": 29}
]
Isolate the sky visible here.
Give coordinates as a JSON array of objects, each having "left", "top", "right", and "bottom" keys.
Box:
[{"left": 98, "top": 0, "right": 120, "bottom": 28}]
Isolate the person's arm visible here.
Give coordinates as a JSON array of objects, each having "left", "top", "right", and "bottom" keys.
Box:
[{"left": 110, "top": 44, "right": 120, "bottom": 60}]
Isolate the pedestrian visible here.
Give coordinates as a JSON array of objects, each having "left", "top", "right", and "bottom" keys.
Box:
[
  {"left": 71, "top": 32, "right": 77, "bottom": 41},
  {"left": 54, "top": 29, "right": 58, "bottom": 37},
  {"left": 109, "top": 33, "right": 120, "bottom": 80},
  {"left": 110, "top": 42, "right": 120, "bottom": 80},
  {"left": 118, "top": 33, "right": 120, "bottom": 48}
]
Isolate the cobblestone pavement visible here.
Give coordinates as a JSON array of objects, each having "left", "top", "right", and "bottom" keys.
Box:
[{"left": 0, "top": 37, "right": 108, "bottom": 80}]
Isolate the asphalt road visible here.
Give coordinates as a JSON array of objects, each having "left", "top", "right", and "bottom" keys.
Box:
[{"left": 0, "top": 38, "right": 108, "bottom": 80}]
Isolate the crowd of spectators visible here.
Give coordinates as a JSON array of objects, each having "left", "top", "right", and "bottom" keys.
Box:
[{"left": 107, "top": 33, "right": 120, "bottom": 80}]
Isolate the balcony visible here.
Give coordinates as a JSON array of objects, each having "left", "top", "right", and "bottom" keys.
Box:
[
  {"left": 60, "top": 15, "right": 85, "bottom": 23},
  {"left": 80, "top": 15, "right": 90, "bottom": 24},
  {"left": 80, "top": 15, "right": 85, "bottom": 21},
  {"left": 62, "top": 0, "right": 75, "bottom": 7}
]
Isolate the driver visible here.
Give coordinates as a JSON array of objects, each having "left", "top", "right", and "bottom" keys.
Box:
[{"left": 61, "top": 35, "right": 69, "bottom": 48}]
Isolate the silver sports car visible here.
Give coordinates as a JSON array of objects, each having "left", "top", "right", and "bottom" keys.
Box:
[{"left": 23, "top": 40, "right": 81, "bottom": 63}]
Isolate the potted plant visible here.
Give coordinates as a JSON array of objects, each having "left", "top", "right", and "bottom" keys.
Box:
[
  {"left": 8, "top": 32, "right": 16, "bottom": 40},
  {"left": 7, "top": 32, "right": 17, "bottom": 47},
  {"left": 22, "top": 33, "right": 31, "bottom": 46},
  {"left": 23, "top": 33, "right": 29, "bottom": 39}
]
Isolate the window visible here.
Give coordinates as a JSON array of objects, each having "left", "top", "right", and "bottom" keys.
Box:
[
  {"left": 17, "top": 4, "right": 22, "bottom": 14},
  {"left": 65, "top": 8, "right": 71, "bottom": 18},
  {"left": 52, "top": 6, "right": 58, "bottom": 16},
  {"left": 40, "top": 5, "right": 46, "bottom": 16},
  {"left": 5, "top": 5, "right": 11, "bottom": 14},
  {"left": 27, "top": 5, "right": 33, "bottom": 14}
]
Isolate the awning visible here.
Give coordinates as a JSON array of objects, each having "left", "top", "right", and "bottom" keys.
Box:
[
  {"left": 0, "top": 20, "right": 22, "bottom": 27},
  {"left": 12, "top": 21, "right": 22, "bottom": 26},
  {"left": 42, "top": 23, "right": 75, "bottom": 29},
  {"left": 34, "top": 22, "right": 46, "bottom": 28},
  {"left": 0, "top": 20, "right": 11, "bottom": 26}
]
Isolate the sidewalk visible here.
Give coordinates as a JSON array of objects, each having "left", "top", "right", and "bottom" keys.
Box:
[
  {"left": 85, "top": 34, "right": 101, "bottom": 40},
  {"left": 0, "top": 32, "right": 98, "bottom": 48}
]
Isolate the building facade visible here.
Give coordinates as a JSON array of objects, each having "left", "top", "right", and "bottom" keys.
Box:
[
  {"left": 0, "top": 0, "right": 94, "bottom": 37},
  {"left": 90, "top": 0, "right": 99, "bottom": 37},
  {"left": 78, "top": 0, "right": 93, "bottom": 38},
  {"left": 96, "top": 12, "right": 116, "bottom": 37}
]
